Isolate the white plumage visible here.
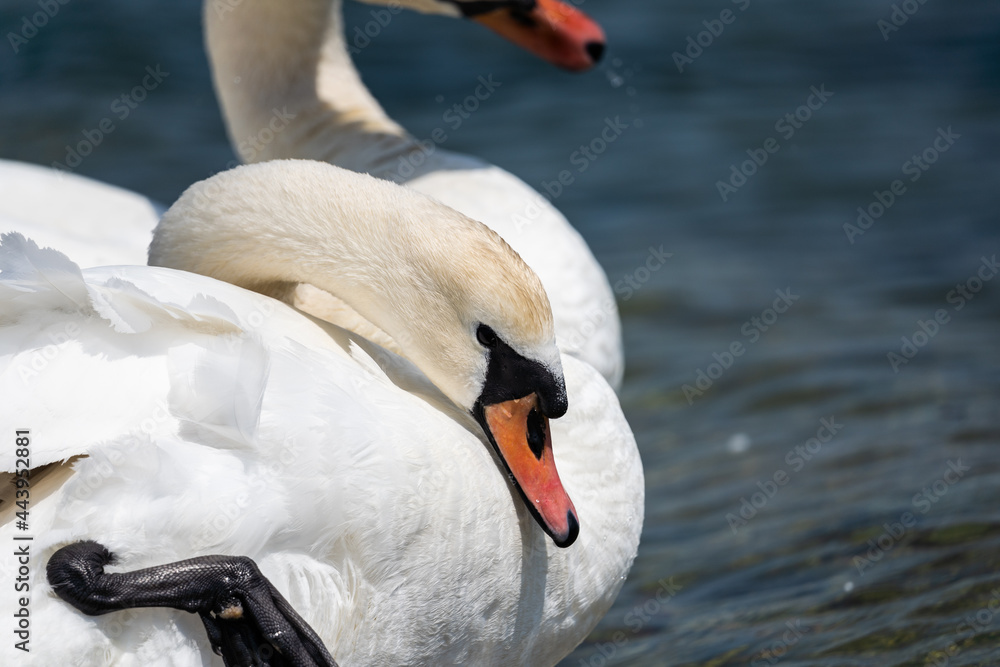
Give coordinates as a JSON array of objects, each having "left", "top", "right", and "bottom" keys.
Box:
[{"left": 0, "top": 161, "right": 642, "bottom": 666}]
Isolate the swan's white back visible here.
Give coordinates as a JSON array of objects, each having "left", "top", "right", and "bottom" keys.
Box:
[
  {"left": 0, "top": 234, "right": 643, "bottom": 666},
  {"left": 0, "top": 159, "right": 160, "bottom": 267}
]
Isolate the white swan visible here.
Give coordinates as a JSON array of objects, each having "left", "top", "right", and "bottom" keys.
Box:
[
  {"left": 207, "top": 0, "right": 623, "bottom": 388},
  {"left": 2, "top": 0, "right": 622, "bottom": 387},
  {"left": 0, "top": 161, "right": 643, "bottom": 666}
]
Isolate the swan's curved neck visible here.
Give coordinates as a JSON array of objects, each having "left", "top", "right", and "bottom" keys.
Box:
[
  {"left": 205, "top": 0, "right": 412, "bottom": 172},
  {"left": 148, "top": 161, "right": 551, "bottom": 410}
]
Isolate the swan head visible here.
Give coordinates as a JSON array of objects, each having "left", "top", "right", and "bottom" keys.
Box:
[
  {"left": 468, "top": 325, "right": 579, "bottom": 546},
  {"left": 356, "top": 0, "right": 606, "bottom": 71},
  {"left": 377, "top": 185, "right": 581, "bottom": 547},
  {"left": 150, "top": 160, "right": 580, "bottom": 547}
]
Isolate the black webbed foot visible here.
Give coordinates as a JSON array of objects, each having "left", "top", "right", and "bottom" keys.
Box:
[{"left": 47, "top": 540, "right": 337, "bottom": 667}]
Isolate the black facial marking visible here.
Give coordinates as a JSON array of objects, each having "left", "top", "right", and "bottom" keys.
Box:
[
  {"left": 474, "top": 324, "right": 567, "bottom": 419},
  {"left": 526, "top": 408, "right": 546, "bottom": 459},
  {"left": 470, "top": 327, "right": 571, "bottom": 547},
  {"left": 445, "top": 0, "right": 537, "bottom": 19}
]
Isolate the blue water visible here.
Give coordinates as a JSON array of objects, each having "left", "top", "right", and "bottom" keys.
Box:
[{"left": 3, "top": 0, "right": 1000, "bottom": 664}]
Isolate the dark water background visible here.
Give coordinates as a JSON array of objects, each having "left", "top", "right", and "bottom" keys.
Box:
[{"left": 2, "top": 0, "right": 1000, "bottom": 665}]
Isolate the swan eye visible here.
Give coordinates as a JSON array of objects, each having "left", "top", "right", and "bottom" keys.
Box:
[
  {"left": 526, "top": 408, "right": 546, "bottom": 459},
  {"left": 477, "top": 324, "right": 499, "bottom": 348}
]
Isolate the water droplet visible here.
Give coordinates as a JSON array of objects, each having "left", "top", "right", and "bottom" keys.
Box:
[
  {"left": 612, "top": 58, "right": 623, "bottom": 67},
  {"left": 434, "top": 94, "right": 444, "bottom": 103},
  {"left": 233, "top": 76, "right": 242, "bottom": 84},
  {"left": 843, "top": 581, "right": 855, "bottom": 592},
  {"left": 607, "top": 72, "right": 624, "bottom": 88},
  {"left": 726, "top": 433, "right": 751, "bottom": 453},
  {"left": 633, "top": 119, "right": 644, "bottom": 128},
  {"left": 626, "top": 87, "right": 636, "bottom": 97}
]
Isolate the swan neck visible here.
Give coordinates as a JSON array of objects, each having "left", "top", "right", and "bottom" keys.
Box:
[
  {"left": 205, "top": 0, "right": 411, "bottom": 171},
  {"left": 149, "top": 162, "right": 543, "bottom": 410}
]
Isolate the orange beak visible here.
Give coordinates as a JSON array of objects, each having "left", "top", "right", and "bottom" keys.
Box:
[
  {"left": 471, "top": 0, "right": 606, "bottom": 72},
  {"left": 481, "top": 393, "right": 579, "bottom": 547}
]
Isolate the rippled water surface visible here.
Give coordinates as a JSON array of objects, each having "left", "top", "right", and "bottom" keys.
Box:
[{"left": 2, "top": 0, "right": 999, "bottom": 664}]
